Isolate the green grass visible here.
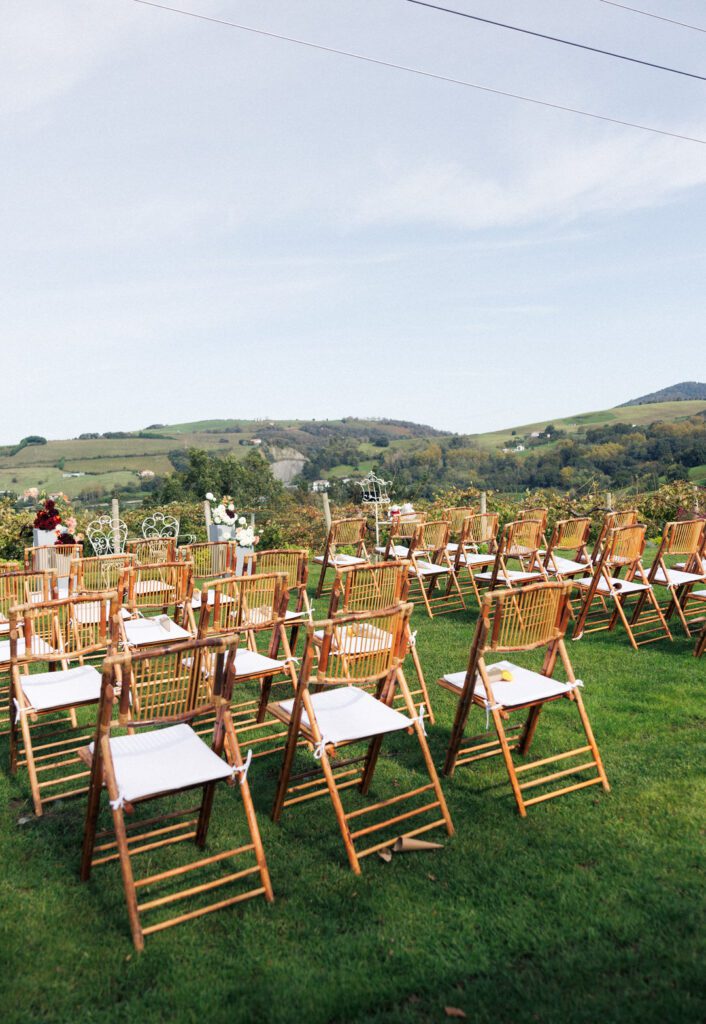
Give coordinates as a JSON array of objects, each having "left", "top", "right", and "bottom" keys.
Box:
[{"left": 1, "top": 568, "right": 704, "bottom": 1024}]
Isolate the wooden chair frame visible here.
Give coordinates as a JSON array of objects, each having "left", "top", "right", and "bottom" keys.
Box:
[
  {"left": 9, "top": 592, "right": 118, "bottom": 815},
  {"left": 543, "top": 517, "right": 592, "bottom": 581},
  {"left": 590, "top": 509, "right": 638, "bottom": 565},
  {"left": 80, "top": 635, "right": 273, "bottom": 950},
  {"left": 474, "top": 519, "right": 547, "bottom": 594},
  {"left": 326, "top": 560, "right": 435, "bottom": 723},
  {"left": 25, "top": 544, "right": 83, "bottom": 578},
  {"left": 572, "top": 524, "right": 672, "bottom": 649},
  {"left": 449, "top": 512, "right": 500, "bottom": 604},
  {"left": 269, "top": 604, "right": 454, "bottom": 872},
  {"left": 179, "top": 541, "right": 237, "bottom": 580},
  {"left": 314, "top": 518, "right": 369, "bottom": 597},
  {"left": 118, "top": 561, "right": 196, "bottom": 645},
  {"left": 406, "top": 521, "right": 466, "bottom": 618},
  {"left": 125, "top": 537, "right": 177, "bottom": 565},
  {"left": 196, "top": 572, "right": 297, "bottom": 761},
  {"left": 70, "top": 554, "right": 136, "bottom": 594},
  {"left": 379, "top": 511, "right": 425, "bottom": 561},
  {"left": 0, "top": 569, "right": 58, "bottom": 734},
  {"left": 439, "top": 582, "right": 610, "bottom": 816},
  {"left": 640, "top": 519, "right": 706, "bottom": 636}
]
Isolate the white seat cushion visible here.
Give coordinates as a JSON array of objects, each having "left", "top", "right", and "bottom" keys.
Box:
[
  {"left": 574, "top": 575, "right": 648, "bottom": 594},
  {"left": 442, "top": 660, "right": 581, "bottom": 708},
  {"left": 232, "top": 648, "right": 286, "bottom": 678},
  {"left": 314, "top": 623, "right": 394, "bottom": 655},
  {"left": 548, "top": 556, "right": 588, "bottom": 575},
  {"left": 313, "top": 553, "right": 366, "bottom": 567},
  {"left": 475, "top": 570, "right": 543, "bottom": 583},
  {"left": 650, "top": 566, "right": 705, "bottom": 587},
  {"left": 278, "top": 686, "right": 413, "bottom": 745},
  {"left": 375, "top": 544, "right": 410, "bottom": 558},
  {"left": 690, "top": 589, "right": 706, "bottom": 600},
  {"left": 134, "top": 579, "right": 176, "bottom": 596},
  {"left": 21, "top": 664, "right": 102, "bottom": 712},
  {"left": 0, "top": 619, "right": 8, "bottom": 634},
  {"left": 410, "top": 559, "right": 451, "bottom": 576},
  {"left": 74, "top": 601, "right": 131, "bottom": 624},
  {"left": 454, "top": 552, "right": 495, "bottom": 567},
  {"left": 0, "top": 636, "right": 56, "bottom": 665},
  {"left": 123, "top": 617, "right": 193, "bottom": 646},
  {"left": 92, "top": 723, "right": 232, "bottom": 803},
  {"left": 190, "top": 589, "right": 236, "bottom": 610},
  {"left": 285, "top": 608, "right": 307, "bottom": 621}
]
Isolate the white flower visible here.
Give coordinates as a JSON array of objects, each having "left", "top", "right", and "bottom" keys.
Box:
[
  {"left": 238, "top": 516, "right": 247, "bottom": 526},
  {"left": 227, "top": 503, "right": 235, "bottom": 511},
  {"left": 205, "top": 492, "right": 215, "bottom": 501}
]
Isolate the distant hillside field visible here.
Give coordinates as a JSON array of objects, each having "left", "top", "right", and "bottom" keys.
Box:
[{"left": 1, "top": 400, "right": 705, "bottom": 501}]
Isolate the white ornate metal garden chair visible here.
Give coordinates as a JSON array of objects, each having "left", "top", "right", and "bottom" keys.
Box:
[{"left": 86, "top": 515, "right": 127, "bottom": 556}]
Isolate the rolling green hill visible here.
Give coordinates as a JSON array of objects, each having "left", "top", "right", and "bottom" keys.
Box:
[{"left": 1, "top": 397, "right": 705, "bottom": 502}]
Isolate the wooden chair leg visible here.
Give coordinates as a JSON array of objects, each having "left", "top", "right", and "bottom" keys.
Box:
[
  {"left": 492, "top": 708, "right": 527, "bottom": 817},
  {"left": 518, "top": 705, "right": 542, "bottom": 756}
]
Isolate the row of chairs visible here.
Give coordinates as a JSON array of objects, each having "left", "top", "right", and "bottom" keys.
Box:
[
  {"left": 315, "top": 508, "right": 706, "bottom": 648},
  {"left": 2, "top": 543, "right": 614, "bottom": 949}
]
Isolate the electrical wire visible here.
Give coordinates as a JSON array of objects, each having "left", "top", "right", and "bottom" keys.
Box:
[
  {"left": 403, "top": 0, "right": 706, "bottom": 82},
  {"left": 127, "top": 0, "right": 706, "bottom": 145},
  {"left": 594, "top": 1, "right": 706, "bottom": 34}
]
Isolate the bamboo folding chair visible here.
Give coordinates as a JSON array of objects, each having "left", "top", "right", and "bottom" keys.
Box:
[
  {"left": 439, "top": 581, "right": 610, "bottom": 816},
  {"left": 590, "top": 509, "right": 638, "bottom": 565},
  {"left": 125, "top": 537, "right": 177, "bottom": 565},
  {"left": 70, "top": 554, "right": 136, "bottom": 594},
  {"left": 378, "top": 511, "right": 425, "bottom": 560},
  {"left": 474, "top": 519, "right": 547, "bottom": 594},
  {"left": 25, "top": 544, "right": 83, "bottom": 583},
  {"left": 179, "top": 541, "right": 236, "bottom": 580},
  {"left": 543, "top": 517, "right": 592, "bottom": 582},
  {"left": 405, "top": 521, "right": 466, "bottom": 617},
  {"left": 196, "top": 572, "right": 298, "bottom": 760},
  {"left": 80, "top": 636, "right": 273, "bottom": 951},
  {"left": 638, "top": 519, "right": 706, "bottom": 637},
  {"left": 118, "top": 561, "right": 195, "bottom": 648},
  {"left": 314, "top": 517, "right": 369, "bottom": 597},
  {"left": 9, "top": 592, "right": 118, "bottom": 815},
  {"left": 572, "top": 524, "right": 672, "bottom": 649},
  {"left": 326, "top": 560, "right": 435, "bottom": 723},
  {"left": 254, "top": 548, "right": 312, "bottom": 626},
  {"left": 0, "top": 569, "right": 58, "bottom": 734},
  {"left": 449, "top": 512, "right": 500, "bottom": 604},
  {"left": 520, "top": 506, "right": 549, "bottom": 548},
  {"left": 270, "top": 604, "right": 454, "bottom": 872}
]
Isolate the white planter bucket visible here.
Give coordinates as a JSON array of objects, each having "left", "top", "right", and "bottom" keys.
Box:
[{"left": 33, "top": 528, "right": 58, "bottom": 548}]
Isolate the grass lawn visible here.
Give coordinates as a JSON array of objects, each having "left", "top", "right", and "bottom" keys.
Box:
[{"left": 1, "top": 573, "right": 704, "bottom": 1024}]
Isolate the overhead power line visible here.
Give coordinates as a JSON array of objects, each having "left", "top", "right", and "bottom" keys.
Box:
[
  {"left": 403, "top": 0, "right": 706, "bottom": 82},
  {"left": 127, "top": 0, "right": 706, "bottom": 145},
  {"left": 595, "top": 1, "right": 706, "bottom": 34}
]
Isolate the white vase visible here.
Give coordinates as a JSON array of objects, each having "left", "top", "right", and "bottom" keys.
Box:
[
  {"left": 33, "top": 528, "right": 58, "bottom": 548},
  {"left": 234, "top": 545, "right": 254, "bottom": 575},
  {"left": 208, "top": 524, "right": 234, "bottom": 543}
]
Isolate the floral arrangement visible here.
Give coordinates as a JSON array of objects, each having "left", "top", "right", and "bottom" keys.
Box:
[
  {"left": 33, "top": 499, "right": 62, "bottom": 531},
  {"left": 206, "top": 494, "right": 259, "bottom": 547}
]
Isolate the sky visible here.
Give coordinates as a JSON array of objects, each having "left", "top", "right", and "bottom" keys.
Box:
[{"left": 2, "top": 0, "right": 705, "bottom": 443}]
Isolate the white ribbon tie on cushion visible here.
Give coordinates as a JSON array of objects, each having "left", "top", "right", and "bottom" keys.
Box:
[
  {"left": 230, "top": 748, "right": 253, "bottom": 784},
  {"left": 313, "top": 736, "right": 329, "bottom": 759}
]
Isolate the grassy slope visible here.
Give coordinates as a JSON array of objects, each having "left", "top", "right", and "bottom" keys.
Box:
[
  {"left": 468, "top": 399, "right": 706, "bottom": 451},
  {"left": 0, "top": 570, "right": 704, "bottom": 1024}
]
